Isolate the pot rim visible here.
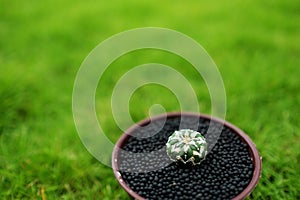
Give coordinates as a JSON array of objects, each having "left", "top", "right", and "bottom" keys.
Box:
[{"left": 112, "top": 112, "right": 262, "bottom": 200}]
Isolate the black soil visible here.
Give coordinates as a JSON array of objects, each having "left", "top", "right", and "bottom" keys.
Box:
[{"left": 118, "top": 116, "right": 254, "bottom": 200}]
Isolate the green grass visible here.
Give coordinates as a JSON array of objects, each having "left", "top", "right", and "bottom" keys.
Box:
[{"left": 1, "top": 0, "right": 300, "bottom": 199}]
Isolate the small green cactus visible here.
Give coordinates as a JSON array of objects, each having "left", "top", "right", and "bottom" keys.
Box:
[{"left": 166, "top": 129, "right": 207, "bottom": 165}]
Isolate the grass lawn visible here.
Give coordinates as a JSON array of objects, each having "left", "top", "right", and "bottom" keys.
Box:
[{"left": 1, "top": 0, "right": 300, "bottom": 199}]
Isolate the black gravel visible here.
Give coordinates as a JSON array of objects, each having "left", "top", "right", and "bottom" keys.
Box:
[{"left": 118, "top": 116, "right": 254, "bottom": 200}]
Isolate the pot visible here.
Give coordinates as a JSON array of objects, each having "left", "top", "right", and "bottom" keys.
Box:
[{"left": 112, "top": 112, "right": 262, "bottom": 200}]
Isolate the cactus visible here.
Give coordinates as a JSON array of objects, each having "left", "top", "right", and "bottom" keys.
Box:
[{"left": 166, "top": 129, "right": 207, "bottom": 165}]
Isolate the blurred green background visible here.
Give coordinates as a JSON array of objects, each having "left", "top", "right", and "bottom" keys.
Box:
[{"left": 1, "top": 0, "right": 299, "bottom": 199}]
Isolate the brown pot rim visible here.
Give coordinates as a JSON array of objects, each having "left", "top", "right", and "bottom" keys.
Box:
[{"left": 112, "top": 112, "right": 262, "bottom": 200}]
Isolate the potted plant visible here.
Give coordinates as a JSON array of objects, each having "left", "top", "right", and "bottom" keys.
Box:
[{"left": 112, "top": 112, "right": 262, "bottom": 200}]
